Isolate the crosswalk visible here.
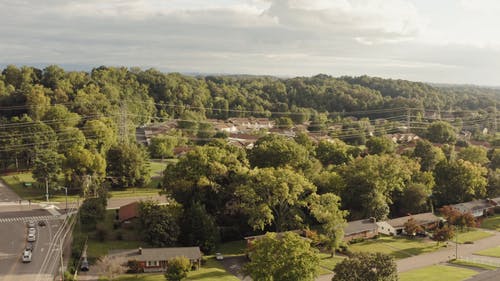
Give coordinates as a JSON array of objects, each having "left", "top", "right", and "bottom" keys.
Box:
[{"left": 0, "top": 215, "right": 61, "bottom": 223}]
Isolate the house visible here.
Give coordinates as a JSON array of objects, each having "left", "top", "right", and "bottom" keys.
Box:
[
  {"left": 343, "top": 218, "right": 378, "bottom": 242},
  {"left": 118, "top": 202, "right": 140, "bottom": 223},
  {"left": 118, "top": 247, "right": 202, "bottom": 273},
  {"left": 450, "top": 199, "right": 496, "bottom": 218},
  {"left": 378, "top": 213, "right": 441, "bottom": 236}
]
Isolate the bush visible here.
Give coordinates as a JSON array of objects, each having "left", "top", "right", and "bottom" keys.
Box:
[
  {"left": 115, "top": 230, "right": 124, "bottom": 241},
  {"left": 127, "top": 260, "right": 143, "bottom": 274},
  {"left": 95, "top": 223, "right": 109, "bottom": 242}
]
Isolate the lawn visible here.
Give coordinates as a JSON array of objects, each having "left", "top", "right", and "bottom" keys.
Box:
[
  {"left": 481, "top": 215, "right": 500, "bottom": 231},
  {"left": 108, "top": 188, "right": 160, "bottom": 198},
  {"left": 215, "top": 240, "right": 246, "bottom": 256},
  {"left": 450, "top": 259, "right": 499, "bottom": 271},
  {"left": 399, "top": 265, "right": 477, "bottom": 281},
  {"left": 318, "top": 253, "right": 344, "bottom": 270},
  {"left": 113, "top": 258, "right": 239, "bottom": 281},
  {"left": 455, "top": 229, "right": 493, "bottom": 244},
  {"left": 349, "top": 236, "right": 442, "bottom": 259},
  {"left": 475, "top": 246, "right": 500, "bottom": 258}
]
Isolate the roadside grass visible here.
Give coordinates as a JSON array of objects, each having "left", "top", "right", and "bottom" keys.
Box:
[
  {"left": 108, "top": 188, "right": 160, "bottom": 198},
  {"left": 399, "top": 265, "right": 477, "bottom": 281},
  {"left": 112, "top": 258, "right": 239, "bottom": 281},
  {"left": 349, "top": 236, "right": 441, "bottom": 259},
  {"left": 475, "top": 246, "right": 500, "bottom": 258},
  {"left": 455, "top": 229, "right": 493, "bottom": 244},
  {"left": 0, "top": 172, "right": 79, "bottom": 202},
  {"left": 450, "top": 259, "right": 499, "bottom": 271},
  {"left": 480, "top": 215, "right": 500, "bottom": 231}
]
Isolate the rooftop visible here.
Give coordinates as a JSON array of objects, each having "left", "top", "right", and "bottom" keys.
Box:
[
  {"left": 344, "top": 219, "right": 378, "bottom": 236},
  {"left": 387, "top": 212, "right": 440, "bottom": 229}
]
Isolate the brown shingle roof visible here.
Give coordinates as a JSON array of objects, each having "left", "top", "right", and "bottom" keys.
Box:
[
  {"left": 387, "top": 213, "right": 440, "bottom": 229},
  {"left": 344, "top": 219, "right": 378, "bottom": 236},
  {"left": 451, "top": 200, "right": 495, "bottom": 213}
]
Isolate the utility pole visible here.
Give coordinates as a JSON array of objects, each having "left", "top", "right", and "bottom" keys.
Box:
[{"left": 45, "top": 178, "right": 49, "bottom": 202}]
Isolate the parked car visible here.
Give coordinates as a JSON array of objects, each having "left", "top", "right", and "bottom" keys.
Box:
[
  {"left": 28, "top": 228, "right": 36, "bottom": 235},
  {"left": 27, "top": 233, "right": 36, "bottom": 242},
  {"left": 22, "top": 249, "right": 32, "bottom": 263},
  {"left": 27, "top": 221, "right": 35, "bottom": 228},
  {"left": 215, "top": 253, "right": 224, "bottom": 261},
  {"left": 25, "top": 243, "right": 33, "bottom": 251},
  {"left": 38, "top": 220, "right": 46, "bottom": 227},
  {"left": 80, "top": 259, "right": 89, "bottom": 271}
]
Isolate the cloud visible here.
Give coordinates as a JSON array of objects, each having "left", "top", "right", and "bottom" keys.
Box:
[{"left": 0, "top": 0, "right": 499, "bottom": 85}]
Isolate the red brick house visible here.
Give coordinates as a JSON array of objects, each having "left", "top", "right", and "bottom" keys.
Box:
[
  {"left": 118, "top": 202, "right": 140, "bottom": 223},
  {"left": 121, "top": 247, "right": 202, "bottom": 273}
]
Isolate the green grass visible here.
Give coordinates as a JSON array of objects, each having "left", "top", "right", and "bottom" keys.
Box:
[
  {"left": 399, "top": 265, "right": 477, "bottom": 281},
  {"left": 349, "top": 236, "right": 442, "bottom": 259},
  {"left": 113, "top": 259, "right": 239, "bottom": 281},
  {"left": 108, "top": 188, "right": 160, "bottom": 198},
  {"left": 475, "top": 246, "right": 500, "bottom": 258},
  {"left": 215, "top": 240, "right": 246, "bottom": 256},
  {"left": 148, "top": 161, "right": 169, "bottom": 177},
  {"left": 450, "top": 259, "right": 499, "bottom": 270},
  {"left": 318, "top": 253, "right": 344, "bottom": 270},
  {"left": 481, "top": 215, "right": 500, "bottom": 231},
  {"left": 454, "top": 229, "right": 494, "bottom": 244}
]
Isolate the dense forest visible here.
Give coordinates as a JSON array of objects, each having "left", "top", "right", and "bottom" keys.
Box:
[{"left": 1, "top": 65, "right": 500, "bottom": 251}]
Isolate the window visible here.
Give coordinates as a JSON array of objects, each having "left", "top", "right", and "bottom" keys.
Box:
[{"left": 147, "top": 260, "right": 159, "bottom": 267}]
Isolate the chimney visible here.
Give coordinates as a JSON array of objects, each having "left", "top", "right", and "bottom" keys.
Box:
[{"left": 138, "top": 247, "right": 142, "bottom": 255}]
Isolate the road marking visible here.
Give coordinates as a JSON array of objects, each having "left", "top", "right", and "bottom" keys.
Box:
[{"left": 0, "top": 215, "right": 61, "bottom": 224}]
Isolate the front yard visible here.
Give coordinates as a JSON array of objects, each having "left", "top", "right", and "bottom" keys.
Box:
[
  {"left": 475, "top": 246, "right": 500, "bottom": 258},
  {"left": 349, "top": 236, "right": 442, "bottom": 259},
  {"left": 480, "top": 215, "right": 500, "bottom": 231},
  {"left": 399, "top": 265, "right": 477, "bottom": 281},
  {"left": 454, "top": 229, "right": 494, "bottom": 244}
]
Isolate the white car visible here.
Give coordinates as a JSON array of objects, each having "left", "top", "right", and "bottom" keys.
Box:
[
  {"left": 28, "top": 227, "right": 36, "bottom": 235},
  {"left": 27, "top": 233, "right": 36, "bottom": 242},
  {"left": 22, "top": 250, "right": 32, "bottom": 263},
  {"left": 27, "top": 221, "right": 35, "bottom": 228},
  {"left": 215, "top": 253, "right": 224, "bottom": 261}
]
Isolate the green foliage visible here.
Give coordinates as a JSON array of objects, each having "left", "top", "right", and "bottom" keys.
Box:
[
  {"left": 32, "top": 149, "right": 64, "bottom": 189},
  {"left": 180, "top": 202, "right": 219, "bottom": 254},
  {"left": 457, "top": 145, "right": 489, "bottom": 165},
  {"left": 138, "top": 200, "right": 181, "bottom": 247},
  {"left": 106, "top": 143, "right": 150, "bottom": 188},
  {"left": 426, "top": 121, "right": 457, "bottom": 144},
  {"left": 80, "top": 197, "right": 107, "bottom": 228},
  {"left": 366, "top": 136, "right": 395, "bottom": 155},
  {"left": 433, "top": 225, "right": 454, "bottom": 244},
  {"left": 243, "top": 232, "right": 320, "bottom": 281},
  {"left": 165, "top": 256, "right": 191, "bottom": 281},
  {"left": 249, "top": 134, "right": 310, "bottom": 170},
  {"left": 332, "top": 252, "right": 398, "bottom": 281},
  {"left": 434, "top": 159, "right": 487, "bottom": 205},
  {"left": 315, "top": 139, "right": 353, "bottom": 166},
  {"left": 412, "top": 140, "right": 445, "bottom": 171},
  {"left": 236, "top": 167, "right": 316, "bottom": 232},
  {"left": 149, "top": 130, "right": 186, "bottom": 159}
]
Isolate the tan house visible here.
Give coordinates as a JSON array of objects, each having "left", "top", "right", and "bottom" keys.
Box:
[
  {"left": 343, "top": 218, "right": 378, "bottom": 242},
  {"left": 118, "top": 247, "right": 202, "bottom": 273},
  {"left": 378, "top": 213, "right": 441, "bottom": 236}
]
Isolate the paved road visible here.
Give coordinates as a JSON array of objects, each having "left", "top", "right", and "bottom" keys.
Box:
[
  {"left": 397, "top": 231, "right": 500, "bottom": 273},
  {"left": 0, "top": 218, "right": 63, "bottom": 281}
]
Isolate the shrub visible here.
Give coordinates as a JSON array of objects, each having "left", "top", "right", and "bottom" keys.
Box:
[{"left": 95, "top": 223, "right": 109, "bottom": 242}]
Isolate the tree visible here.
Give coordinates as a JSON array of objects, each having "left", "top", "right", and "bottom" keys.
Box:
[
  {"left": 149, "top": 130, "right": 186, "bottom": 159},
  {"left": 32, "top": 149, "right": 64, "bottom": 201},
  {"left": 332, "top": 252, "right": 398, "bottom": 281},
  {"left": 63, "top": 147, "right": 106, "bottom": 193},
  {"left": 309, "top": 193, "right": 347, "bottom": 256},
  {"left": 426, "top": 121, "right": 457, "bottom": 144},
  {"left": 275, "top": 117, "right": 294, "bottom": 129},
  {"left": 399, "top": 183, "right": 431, "bottom": 214},
  {"left": 82, "top": 118, "right": 117, "bottom": 154},
  {"left": 403, "top": 218, "right": 423, "bottom": 237},
  {"left": 236, "top": 167, "right": 317, "bottom": 232},
  {"left": 180, "top": 202, "right": 219, "bottom": 254},
  {"left": 243, "top": 232, "right": 319, "bottom": 281},
  {"left": 412, "top": 140, "right": 445, "bottom": 171},
  {"left": 138, "top": 200, "right": 181, "bottom": 247},
  {"left": 164, "top": 256, "right": 191, "bottom": 281},
  {"left": 248, "top": 134, "right": 310, "bottom": 170},
  {"left": 489, "top": 149, "right": 500, "bottom": 170},
  {"left": 106, "top": 143, "right": 150, "bottom": 188},
  {"left": 340, "top": 155, "right": 420, "bottom": 220},
  {"left": 458, "top": 145, "right": 489, "bottom": 166},
  {"left": 315, "top": 139, "right": 353, "bottom": 166},
  {"left": 434, "top": 160, "right": 487, "bottom": 205},
  {"left": 433, "top": 225, "right": 454, "bottom": 245},
  {"left": 79, "top": 197, "right": 107, "bottom": 227},
  {"left": 366, "top": 136, "right": 395, "bottom": 155}
]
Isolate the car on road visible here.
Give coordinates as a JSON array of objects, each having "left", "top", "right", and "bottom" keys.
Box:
[
  {"left": 38, "top": 220, "right": 46, "bottom": 227},
  {"left": 27, "top": 221, "right": 35, "bottom": 228},
  {"left": 28, "top": 227, "right": 36, "bottom": 235},
  {"left": 215, "top": 253, "right": 224, "bottom": 261},
  {"left": 25, "top": 243, "right": 33, "bottom": 251},
  {"left": 27, "top": 233, "right": 36, "bottom": 242},
  {"left": 22, "top": 249, "right": 32, "bottom": 263},
  {"left": 80, "top": 259, "right": 89, "bottom": 271}
]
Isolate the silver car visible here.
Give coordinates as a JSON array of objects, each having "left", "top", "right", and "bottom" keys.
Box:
[
  {"left": 28, "top": 227, "right": 36, "bottom": 235},
  {"left": 22, "top": 250, "right": 32, "bottom": 263},
  {"left": 27, "top": 221, "right": 35, "bottom": 228},
  {"left": 27, "top": 233, "right": 36, "bottom": 242}
]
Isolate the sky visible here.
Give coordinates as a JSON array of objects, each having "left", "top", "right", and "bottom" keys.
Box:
[{"left": 1, "top": 0, "right": 500, "bottom": 85}]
